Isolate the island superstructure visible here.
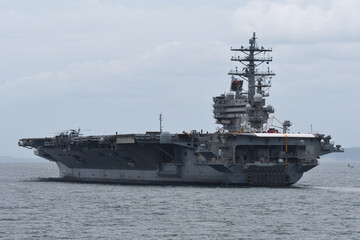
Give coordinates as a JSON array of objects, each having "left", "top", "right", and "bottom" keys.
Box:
[{"left": 19, "top": 33, "right": 343, "bottom": 186}]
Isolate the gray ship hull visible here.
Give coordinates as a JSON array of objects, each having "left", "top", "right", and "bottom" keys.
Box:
[
  {"left": 54, "top": 162, "right": 304, "bottom": 186},
  {"left": 20, "top": 132, "right": 335, "bottom": 186}
]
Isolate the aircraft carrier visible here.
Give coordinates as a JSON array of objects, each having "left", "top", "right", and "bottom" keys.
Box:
[{"left": 19, "top": 33, "right": 343, "bottom": 186}]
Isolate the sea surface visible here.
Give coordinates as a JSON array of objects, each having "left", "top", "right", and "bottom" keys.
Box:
[{"left": 0, "top": 160, "right": 359, "bottom": 240}]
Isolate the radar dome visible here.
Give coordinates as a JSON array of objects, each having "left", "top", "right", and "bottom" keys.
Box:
[
  {"left": 267, "top": 105, "right": 274, "bottom": 113},
  {"left": 226, "top": 92, "right": 235, "bottom": 100},
  {"left": 254, "top": 93, "right": 262, "bottom": 102}
]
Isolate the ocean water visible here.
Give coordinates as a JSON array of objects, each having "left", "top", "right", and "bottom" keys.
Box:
[{"left": 0, "top": 161, "right": 359, "bottom": 240}]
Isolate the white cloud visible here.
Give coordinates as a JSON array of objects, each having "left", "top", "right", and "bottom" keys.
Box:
[
  {"left": 232, "top": 0, "right": 360, "bottom": 43},
  {"left": 1, "top": 0, "right": 360, "bottom": 158}
]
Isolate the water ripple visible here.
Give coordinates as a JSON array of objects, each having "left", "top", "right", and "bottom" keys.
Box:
[{"left": 0, "top": 162, "right": 359, "bottom": 239}]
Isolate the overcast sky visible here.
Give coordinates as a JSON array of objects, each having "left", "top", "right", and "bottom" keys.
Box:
[{"left": 1, "top": 0, "right": 359, "bottom": 158}]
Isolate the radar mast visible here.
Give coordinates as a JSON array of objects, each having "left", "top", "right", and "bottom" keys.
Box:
[{"left": 213, "top": 33, "right": 275, "bottom": 132}]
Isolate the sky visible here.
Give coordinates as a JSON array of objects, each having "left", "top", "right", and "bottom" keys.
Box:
[{"left": 1, "top": 0, "right": 359, "bottom": 158}]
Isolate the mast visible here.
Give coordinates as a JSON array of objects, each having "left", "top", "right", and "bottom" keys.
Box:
[
  {"left": 159, "top": 113, "right": 163, "bottom": 133},
  {"left": 213, "top": 33, "right": 275, "bottom": 132},
  {"left": 228, "top": 32, "right": 275, "bottom": 104}
]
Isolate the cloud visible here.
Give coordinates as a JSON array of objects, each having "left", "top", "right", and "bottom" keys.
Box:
[
  {"left": 231, "top": 0, "right": 360, "bottom": 43},
  {"left": 0, "top": 39, "right": 228, "bottom": 102},
  {"left": 0, "top": 60, "right": 127, "bottom": 100},
  {"left": 1, "top": 0, "right": 360, "bottom": 158}
]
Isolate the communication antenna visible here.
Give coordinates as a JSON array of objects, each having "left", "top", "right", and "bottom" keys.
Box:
[{"left": 159, "top": 113, "right": 163, "bottom": 133}]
